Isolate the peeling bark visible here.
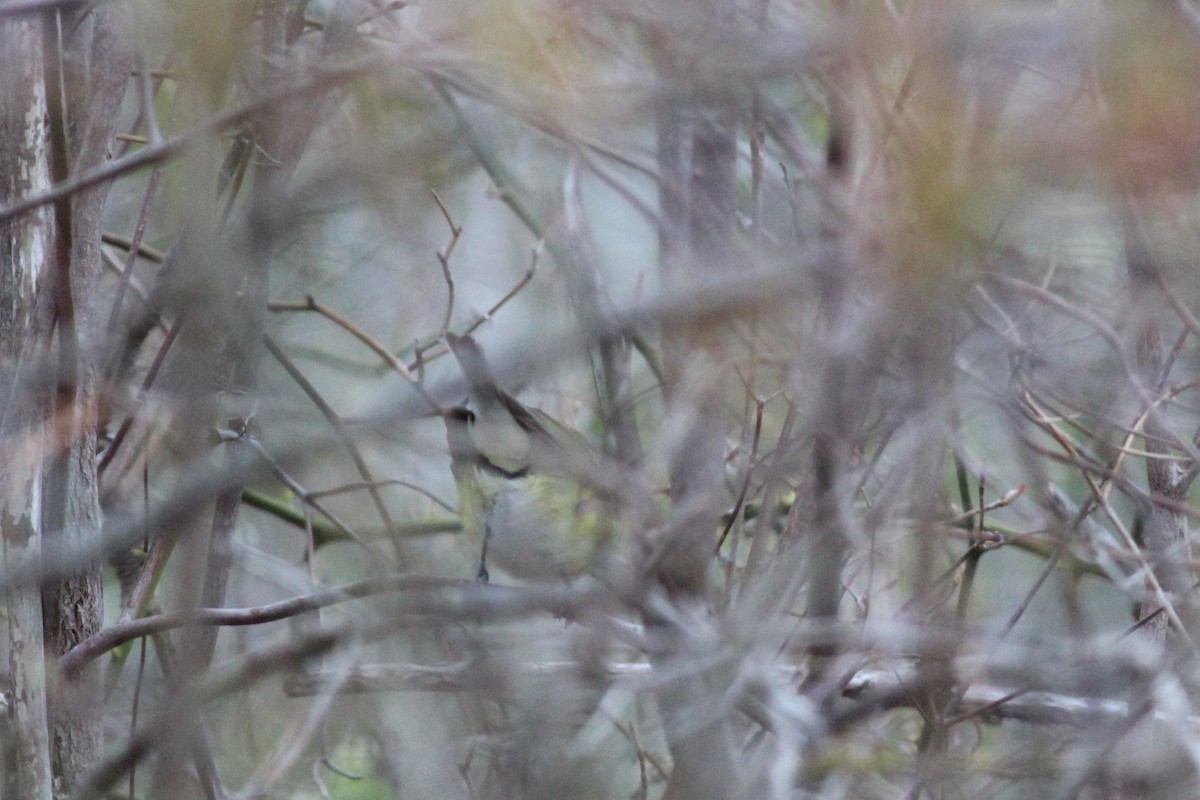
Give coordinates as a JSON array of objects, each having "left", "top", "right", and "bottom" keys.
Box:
[{"left": 0, "top": 14, "right": 54, "bottom": 800}]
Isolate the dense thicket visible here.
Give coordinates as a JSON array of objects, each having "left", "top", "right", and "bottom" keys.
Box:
[{"left": 5, "top": 2, "right": 1200, "bottom": 798}]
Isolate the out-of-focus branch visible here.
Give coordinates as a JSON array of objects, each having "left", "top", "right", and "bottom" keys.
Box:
[
  {"left": 263, "top": 334, "right": 401, "bottom": 563},
  {"left": 1122, "top": 201, "right": 1198, "bottom": 643},
  {"left": 0, "top": 0, "right": 82, "bottom": 15},
  {"left": 61, "top": 574, "right": 472, "bottom": 673},
  {"left": 70, "top": 626, "right": 348, "bottom": 800},
  {"left": 281, "top": 660, "right": 1155, "bottom": 732},
  {"left": 0, "top": 53, "right": 386, "bottom": 226},
  {"left": 648, "top": 2, "right": 742, "bottom": 796},
  {"left": 434, "top": 81, "right": 665, "bottom": 401}
]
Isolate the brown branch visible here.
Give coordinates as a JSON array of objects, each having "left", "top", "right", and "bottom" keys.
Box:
[
  {"left": 431, "top": 188, "right": 462, "bottom": 339},
  {"left": 60, "top": 576, "right": 587, "bottom": 675},
  {"left": 267, "top": 294, "right": 417, "bottom": 382},
  {"left": 101, "top": 231, "right": 166, "bottom": 262},
  {"left": 61, "top": 576, "right": 401, "bottom": 675}
]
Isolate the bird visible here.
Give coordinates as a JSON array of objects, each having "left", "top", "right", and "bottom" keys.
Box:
[{"left": 442, "top": 333, "right": 610, "bottom": 583}]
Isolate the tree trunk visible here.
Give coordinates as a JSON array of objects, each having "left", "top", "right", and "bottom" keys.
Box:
[
  {"left": 37, "top": 6, "right": 131, "bottom": 790},
  {"left": 0, "top": 14, "right": 55, "bottom": 800}
]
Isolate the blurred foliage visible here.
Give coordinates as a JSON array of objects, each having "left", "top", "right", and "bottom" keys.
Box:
[{"left": 10, "top": 0, "right": 1200, "bottom": 797}]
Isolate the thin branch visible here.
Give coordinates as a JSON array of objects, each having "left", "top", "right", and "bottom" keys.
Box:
[
  {"left": 263, "top": 332, "right": 401, "bottom": 556},
  {"left": 305, "top": 478, "right": 455, "bottom": 513},
  {"left": 69, "top": 628, "right": 348, "bottom": 800},
  {"left": 267, "top": 294, "right": 418, "bottom": 383},
  {"left": 237, "top": 433, "right": 372, "bottom": 552},
  {"left": 61, "top": 576, "right": 587, "bottom": 674},
  {"left": 104, "top": 162, "right": 160, "bottom": 332},
  {"left": 101, "top": 231, "right": 166, "bottom": 262},
  {"left": 1023, "top": 391, "right": 1191, "bottom": 642},
  {"left": 97, "top": 317, "right": 181, "bottom": 476},
  {"left": 0, "top": 54, "right": 385, "bottom": 226},
  {"left": 239, "top": 488, "right": 461, "bottom": 546},
  {"left": 430, "top": 188, "right": 462, "bottom": 339}
]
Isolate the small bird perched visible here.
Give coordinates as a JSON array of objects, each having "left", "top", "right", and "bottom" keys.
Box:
[{"left": 443, "top": 334, "right": 609, "bottom": 583}]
